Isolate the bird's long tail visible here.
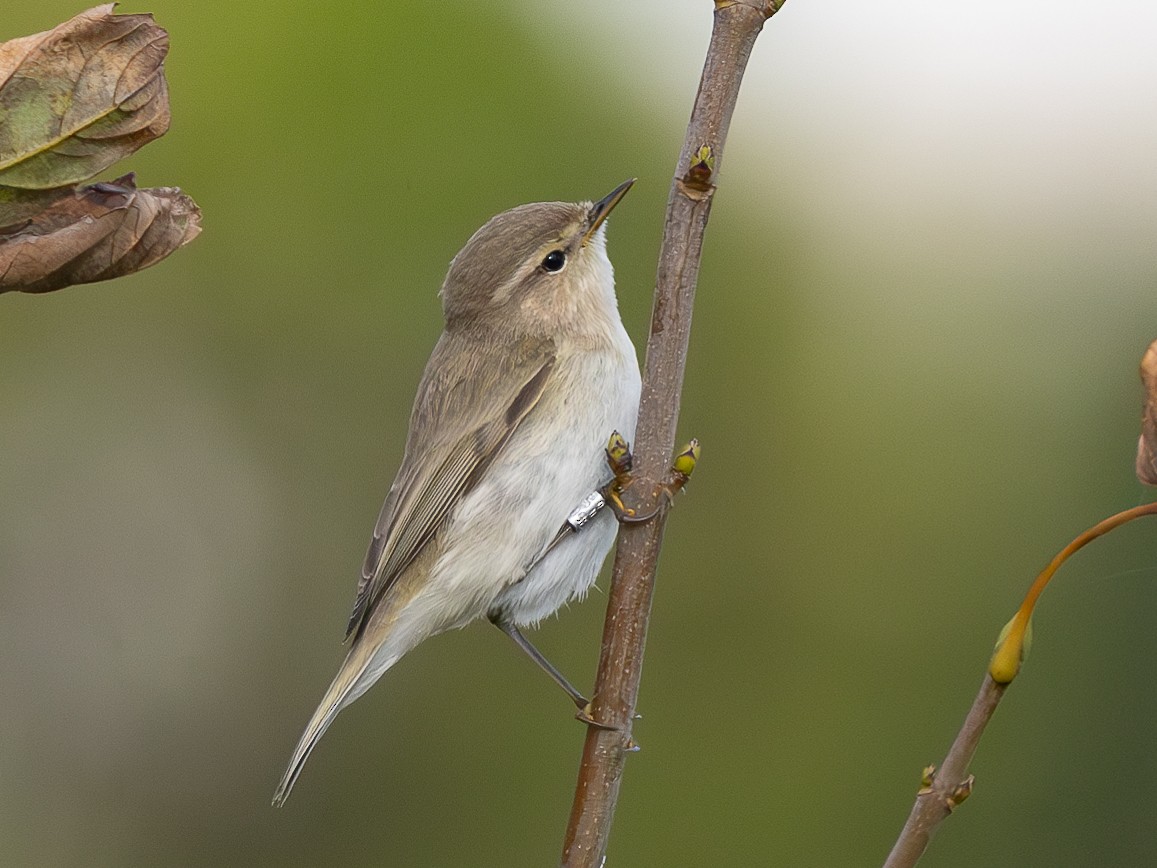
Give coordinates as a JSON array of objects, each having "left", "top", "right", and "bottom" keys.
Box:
[{"left": 272, "top": 640, "right": 384, "bottom": 807}]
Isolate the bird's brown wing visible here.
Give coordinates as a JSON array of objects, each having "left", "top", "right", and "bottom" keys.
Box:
[{"left": 345, "top": 332, "right": 557, "bottom": 639}]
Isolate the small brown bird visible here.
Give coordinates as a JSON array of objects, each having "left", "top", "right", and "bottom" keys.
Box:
[{"left": 273, "top": 180, "right": 640, "bottom": 805}]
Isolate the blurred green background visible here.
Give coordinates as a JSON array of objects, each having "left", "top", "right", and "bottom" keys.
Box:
[{"left": 3, "top": 1, "right": 1156, "bottom": 865}]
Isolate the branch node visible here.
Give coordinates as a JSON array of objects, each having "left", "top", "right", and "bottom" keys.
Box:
[
  {"left": 671, "top": 438, "right": 701, "bottom": 480},
  {"left": 682, "top": 144, "right": 716, "bottom": 192},
  {"left": 920, "top": 765, "right": 937, "bottom": 788},
  {"left": 714, "top": 0, "right": 787, "bottom": 18},
  {"left": 676, "top": 178, "right": 714, "bottom": 202},
  {"left": 946, "top": 775, "right": 975, "bottom": 811}
]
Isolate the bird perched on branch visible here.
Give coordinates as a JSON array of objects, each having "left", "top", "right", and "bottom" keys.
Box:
[{"left": 274, "top": 180, "right": 641, "bottom": 805}]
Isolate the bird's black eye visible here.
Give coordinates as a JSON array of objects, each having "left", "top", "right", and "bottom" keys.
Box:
[{"left": 541, "top": 250, "right": 567, "bottom": 273}]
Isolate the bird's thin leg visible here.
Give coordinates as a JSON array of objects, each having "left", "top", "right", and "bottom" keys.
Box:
[
  {"left": 489, "top": 612, "right": 618, "bottom": 730},
  {"left": 490, "top": 612, "right": 588, "bottom": 707}
]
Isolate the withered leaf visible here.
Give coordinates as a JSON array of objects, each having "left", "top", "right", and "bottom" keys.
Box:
[
  {"left": 0, "top": 7, "right": 197, "bottom": 294},
  {"left": 1137, "top": 340, "right": 1157, "bottom": 485},
  {"left": 0, "top": 183, "right": 74, "bottom": 227},
  {"left": 0, "top": 173, "right": 200, "bottom": 294},
  {"left": 0, "top": 5, "right": 170, "bottom": 190}
]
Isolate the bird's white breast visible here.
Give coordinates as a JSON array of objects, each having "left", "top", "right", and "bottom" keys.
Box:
[{"left": 417, "top": 318, "right": 639, "bottom": 631}]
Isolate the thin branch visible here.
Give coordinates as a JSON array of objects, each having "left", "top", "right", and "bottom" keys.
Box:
[
  {"left": 884, "top": 501, "right": 1157, "bottom": 868},
  {"left": 560, "top": 3, "right": 784, "bottom": 865},
  {"left": 882, "top": 675, "right": 1004, "bottom": 868}
]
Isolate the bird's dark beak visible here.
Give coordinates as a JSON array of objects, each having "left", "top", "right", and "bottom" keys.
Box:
[{"left": 582, "top": 178, "right": 635, "bottom": 246}]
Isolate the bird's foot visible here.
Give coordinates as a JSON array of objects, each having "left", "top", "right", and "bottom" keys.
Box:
[
  {"left": 574, "top": 700, "right": 622, "bottom": 731},
  {"left": 599, "top": 434, "right": 701, "bottom": 525}
]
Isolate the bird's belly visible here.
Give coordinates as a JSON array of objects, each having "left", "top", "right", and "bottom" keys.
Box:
[
  {"left": 423, "top": 345, "right": 639, "bottom": 630},
  {"left": 491, "top": 508, "right": 619, "bottom": 625}
]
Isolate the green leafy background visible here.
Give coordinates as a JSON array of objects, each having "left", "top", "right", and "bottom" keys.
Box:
[{"left": 2, "top": 2, "right": 1155, "bottom": 865}]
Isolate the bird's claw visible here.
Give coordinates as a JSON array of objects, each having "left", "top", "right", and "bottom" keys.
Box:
[
  {"left": 599, "top": 433, "right": 700, "bottom": 525},
  {"left": 575, "top": 702, "right": 621, "bottom": 731},
  {"left": 600, "top": 484, "right": 661, "bottom": 524}
]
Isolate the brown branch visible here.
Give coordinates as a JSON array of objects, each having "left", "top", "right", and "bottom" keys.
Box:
[
  {"left": 882, "top": 675, "right": 1005, "bottom": 868},
  {"left": 560, "top": 2, "right": 784, "bottom": 864},
  {"left": 883, "top": 501, "right": 1157, "bottom": 868}
]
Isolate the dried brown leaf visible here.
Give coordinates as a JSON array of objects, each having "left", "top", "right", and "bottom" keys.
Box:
[
  {"left": 0, "top": 184, "right": 74, "bottom": 227},
  {"left": 0, "top": 173, "right": 200, "bottom": 294},
  {"left": 0, "top": 5, "right": 170, "bottom": 190},
  {"left": 1137, "top": 339, "right": 1157, "bottom": 485}
]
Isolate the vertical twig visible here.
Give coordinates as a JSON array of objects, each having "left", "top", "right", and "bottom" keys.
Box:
[{"left": 561, "top": 3, "right": 784, "bottom": 864}]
